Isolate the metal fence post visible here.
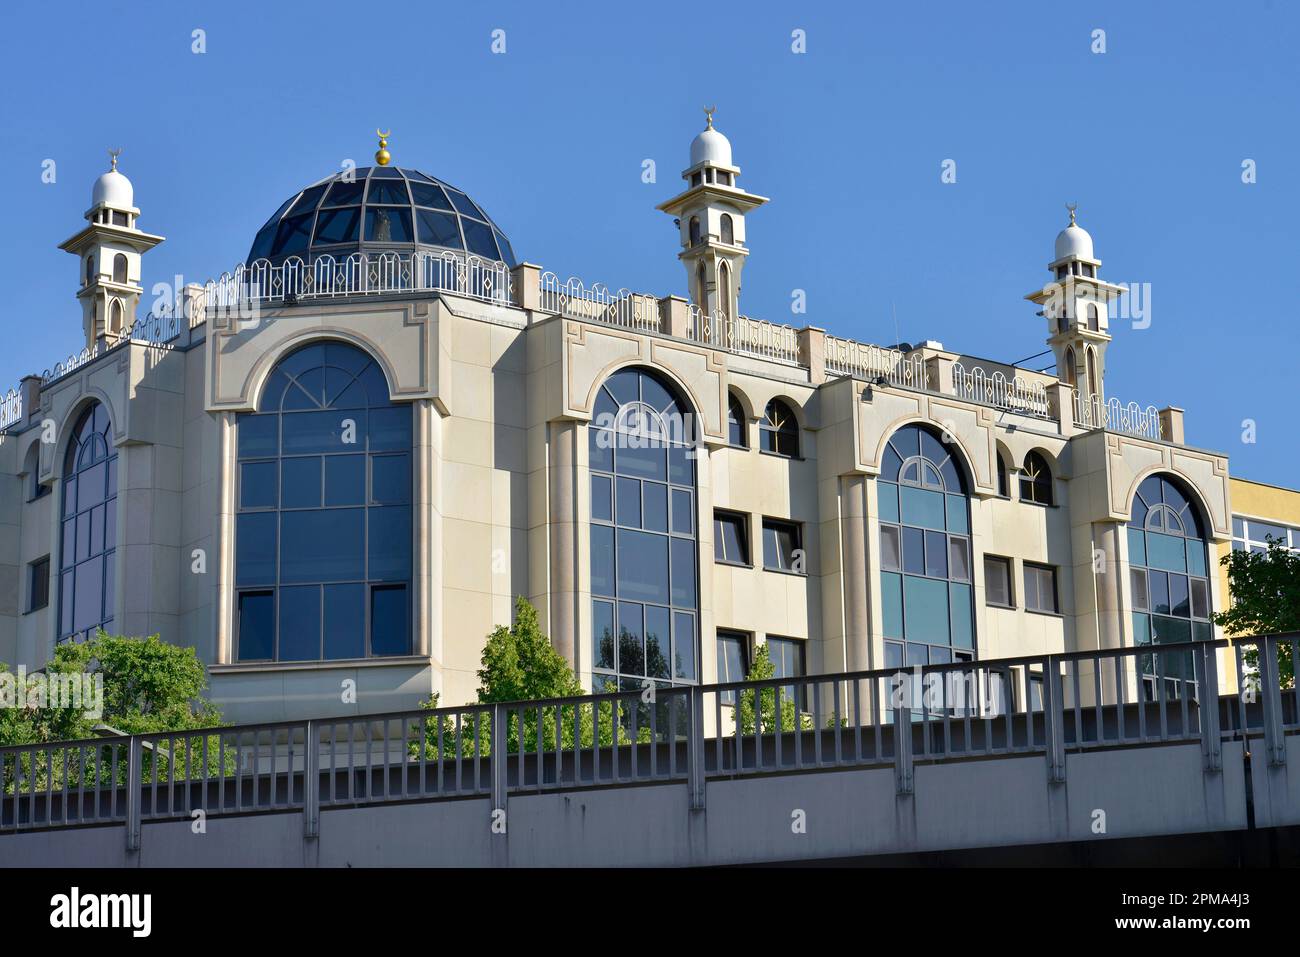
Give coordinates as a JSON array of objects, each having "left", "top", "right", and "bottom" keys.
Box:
[
  {"left": 893, "top": 675, "right": 913, "bottom": 795},
  {"left": 303, "top": 721, "right": 319, "bottom": 839},
  {"left": 1258, "top": 637, "right": 1287, "bottom": 767},
  {"left": 1199, "top": 644, "right": 1222, "bottom": 772},
  {"left": 491, "top": 704, "right": 508, "bottom": 822},
  {"left": 1043, "top": 656, "right": 1066, "bottom": 784},
  {"left": 687, "top": 686, "right": 706, "bottom": 810},
  {"left": 125, "top": 736, "right": 142, "bottom": 852}
]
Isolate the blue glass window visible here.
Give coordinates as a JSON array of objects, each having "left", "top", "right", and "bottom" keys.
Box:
[
  {"left": 589, "top": 367, "right": 699, "bottom": 689},
  {"left": 877, "top": 424, "right": 975, "bottom": 675},
  {"left": 1127, "top": 474, "right": 1212, "bottom": 694},
  {"left": 235, "top": 342, "right": 412, "bottom": 661},
  {"left": 58, "top": 403, "right": 117, "bottom": 643}
]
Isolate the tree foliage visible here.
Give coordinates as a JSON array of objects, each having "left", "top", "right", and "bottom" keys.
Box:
[
  {"left": 737, "top": 644, "right": 812, "bottom": 734},
  {"left": 1214, "top": 539, "right": 1300, "bottom": 684}
]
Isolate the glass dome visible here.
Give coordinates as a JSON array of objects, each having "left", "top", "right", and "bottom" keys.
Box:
[{"left": 247, "top": 166, "right": 516, "bottom": 267}]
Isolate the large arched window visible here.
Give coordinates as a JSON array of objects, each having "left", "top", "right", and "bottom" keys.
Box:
[
  {"left": 759, "top": 399, "right": 799, "bottom": 458},
  {"left": 112, "top": 254, "right": 128, "bottom": 284},
  {"left": 59, "top": 402, "right": 117, "bottom": 643},
  {"left": 1019, "top": 450, "right": 1054, "bottom": 506},
  {"left": 720, "top": 214, "right": 734, "bottom": 245},
  {"left": 1128, "top": 474, "right": 1212, "bottom": 697},
  {"left": 877, "top": 424, "right": 974, "bottom": 672},
  {"left": 726, "top": 392, "right": 747, "bottom": 448},
  {"left": 235, "top": 342, "right": 412, "bottom": 662},
  {"left": 589, "top": 367, "right": 698, "bottom": 690}
]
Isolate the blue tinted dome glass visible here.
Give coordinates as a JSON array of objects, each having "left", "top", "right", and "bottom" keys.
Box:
[{"left": 247, "top": 166, "right": 516, "bottom": 267}]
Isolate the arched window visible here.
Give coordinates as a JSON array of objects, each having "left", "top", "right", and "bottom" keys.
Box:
[
  {"left": 1019, "top": 450, "right": 1054, "bottom": 506},
  {"left": 759, "top": 399, "right": 799, "bottom": 458},
  {"left": 109, "top": 300, "right": 124, "bottom": 334},
  {"left": 59, "top": 403, "right": 117, "bottom": 643},
  {"left": 996, "top": 448, "right": 1010, "bottom": 498},
  {"left": 589, "top": 367, "right": 698, "bottom": 690},
  {"left": 1086, "top": 346, "right": 1099, "bottom": 398},
  {"left": 726, "top": 392, "right": 747, "bottom": 448},
  {"left": 112, "top": 254, "right": 128, "bottom": 285},
  {"left": 718, "top": 261, "right": 733, "bottom": 322},
  {"left": 720, "top": 214, "right": 734, "bottom": 245},
  {"left": 695, "top": 263, "right": 708, "bottom": 311},
  {"left": 877, "top": 424, "right": 974, "bottom": 674},
  {"left": 235, "top": 342, "right": 412, "bottom": 662},
  {"left": 688, "top": 216, "right": 702, "bottom": 246},
  {"left": 1086, "top": 302, "right": 1099, "bottom": 332},
  {"left": 1061, "top": 347, "right": 1076, "bottom": 388},
  {"left": 1128, "top": 474, "right": 1212, "bottom": 699},
  {"left": 84, "top": 256, "right": 94, "bottom": 286}
]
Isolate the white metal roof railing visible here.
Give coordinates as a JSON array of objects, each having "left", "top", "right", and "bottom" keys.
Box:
[
  {"left": 1074, "top": 390, "right": 1163, "bottom": 440},
  {"left": 824, "top": 335, "right": 929, "bottom": 390},
  {"left": 688, "top": 305, "right": 801, "bottom": 364},
  {"left": 952, "top": 362, "right": 1051, "bottom": 419},
  {"left": 189, "top": 251, "right": 513, "bottom": 327},
  {"left": 538, "top": 272, "right": 660, "bottom": 332},
  {"left": 0, "top": 389, "right": 19, "bottom": 431}
]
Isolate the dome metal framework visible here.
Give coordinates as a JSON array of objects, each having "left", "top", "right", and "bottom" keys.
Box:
[{"left": 247, "top": 166, "right": 516, "bottom": 267}]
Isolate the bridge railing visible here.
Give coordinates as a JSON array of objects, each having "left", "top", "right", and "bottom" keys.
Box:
[{"left": 2, "top": 636, "right": 1292, "bottom": 838}]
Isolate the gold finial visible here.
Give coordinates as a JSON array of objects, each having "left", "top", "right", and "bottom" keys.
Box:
[
  {"left": 1066, "top": 202, "right": 1078, "bottom": 226},
  {"left": 108, "top": 148, "right": 122, "bottom": 171},
  {"left": 375, "top": 129, "right": 392, "bottom": 166},
  {"left": 703, "top": 105, "right": 716, "bottom": 130}
]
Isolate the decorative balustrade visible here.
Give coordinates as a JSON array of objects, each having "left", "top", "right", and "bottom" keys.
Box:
[
  {"left": 688, "top": 306, "right": 801, "bottom": 364},
  {"left": 537, "top": 272, "right": 660, "bottom": 332},
  {"left": 824, "top": 335, "right": 929, "bottom": 390},
  {"left": 1074, "top": 391, "right": 1163, "bottom": 440},
  {"left": 0, "top": 389, "right": 20, "bottom": 431},
  {"left": 952, "top": 363, "right": 1051, "bottom": 418}
]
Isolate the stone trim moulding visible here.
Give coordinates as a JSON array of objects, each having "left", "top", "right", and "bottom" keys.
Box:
[
  {"left": 854, "top": 385, "right": 999, "bottom": 496},
  {"left": 561, "top": 320, "right": 728, "bottom": 442},
  {"left": 1105, "top": 432, "right": 1232, "bottom": 540},
  {"left": 209, "top": 654, "right": 436, "bottom": 675},
  {"left": 205, "top": 302, "right": 437, "bottom": 413}
]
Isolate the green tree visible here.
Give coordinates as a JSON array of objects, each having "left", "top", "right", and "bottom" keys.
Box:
[
  {"left": 737, "top": 644, "right": 811, "bottom": 734},
  {"left": 1, "top": 632, "right": 227, "bottom": 792},
  {"left": 1214, "top": 539, "right": 1300, "bottom": 685}
]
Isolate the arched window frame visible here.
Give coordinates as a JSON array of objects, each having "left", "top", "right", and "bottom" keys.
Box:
[
  {"left": 588, "top": 367, "right": 699, "bottom": 690},
  {"left": 877, "top": 424, "right": 975, "bottom": 684},
  {"left": 995, "top": 448, "right": 1010, "bottom": 498},
  {"left": 726, "top": 391, "right": 748, "bottom": 448},
  {"left": 688, "top": 216, "right": 701, "bottom": 246},
  {"left": 234, "top": 341, "right": 413, "bottom": 663},
  {"left": 58, "top": 402, "right": 117, "bottom": 644},
  {"left": 1127, "top": 474, "right": 1213, "bottom": 699},
  {"left": 759, "top": 399, "right": 800, "bottom": 458},
  {"left": 719, "top": 214, "right": 734, "bottom": 245},
  {"left": 112, "top": 253, "right": 128, "bottom": 285},
  {"left": 1019, "top": 451, "right": 1054, "bottom": 506}
]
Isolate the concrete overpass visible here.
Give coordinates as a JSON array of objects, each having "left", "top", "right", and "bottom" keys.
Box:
[{"left": 4, "top": 636, "right": 1300, "bottom": 867}]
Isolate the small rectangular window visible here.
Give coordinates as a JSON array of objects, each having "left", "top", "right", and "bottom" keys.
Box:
[
  {"left": 28, "top": 556, "right": 50, "bottom": 612},
  {"left": 984, "top": 556, "right": 1013, "bottom": 608},
  {"left": 717, "top": 630, "right": 750, "bottom": 705},
  {"left": 762, "top": 519, "right": 803, "bottom": 574},
  {"left": 1023, "top": 562, "right": 1059, "bottom": 614},
  {"left": 1131, "top": 567, "right": 1149, "bottom": 611},
  {"left": 713, "top": 510, "right": 750, "bottom": 565}
]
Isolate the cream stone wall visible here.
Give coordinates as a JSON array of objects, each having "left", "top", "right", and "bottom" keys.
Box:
[{"left": 0, "top": 287, "right": 1240, "bottom": 725}]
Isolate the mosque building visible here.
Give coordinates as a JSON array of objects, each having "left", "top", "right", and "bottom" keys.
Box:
[{"left": 0, "top": 120, "right": 1243, "bottom": 722}]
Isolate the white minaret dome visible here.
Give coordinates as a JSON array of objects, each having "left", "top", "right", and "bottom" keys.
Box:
[
  {"left": 92, "top": 159, "right": 134, "bottom": 210},
  {"left": 1054, "top": 213, "right": 1094, "bottom": 261},
  {"left": 690, "top": 125, "right": 732, "bottom": 168}
]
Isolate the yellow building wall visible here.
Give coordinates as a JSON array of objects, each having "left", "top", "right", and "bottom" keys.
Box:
[{"left": 1216, "top": 477, "right": 1300, "bottom": 692}]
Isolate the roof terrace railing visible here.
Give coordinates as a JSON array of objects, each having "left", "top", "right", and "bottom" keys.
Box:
[
  {"left": 1074, "top": 390, "right": 1163, "bottom": 441},
  {"left": 5, "top": 635, "right": 1288, "bottom": 838},
  {"left": 688, "top": 305, "right": 801, "bottom": 365},
  {"left": 538, "top": 272, "right": 660, "bottom": 333},
  {"left": 824, "top": 335, "right": 929, "bottom": 390},
  {"left": 952, "top": 362, "right": 1051, "bottom": 419}
]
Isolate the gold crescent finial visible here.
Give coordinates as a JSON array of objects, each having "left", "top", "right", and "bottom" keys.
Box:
[
  {"left": 375, "top": 129, "right": 392, "bottom": 166},
  {"left": 1066, "top": 202, "right": 1078, "bottom": 225},
  {"left": 703, "top": 105, "right": 716, "bottom": 130},
  {"left": 108, "top": 147, "right": 122, "bottom": 171}
]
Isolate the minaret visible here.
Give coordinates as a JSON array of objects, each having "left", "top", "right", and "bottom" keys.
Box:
[
  {"left": 58, "top": 150, "right": 164, "bottom": 349},
  {"left": 1024, "top": 205, "right": 1124, "bottom": 411},
  {"left": 657, "top": 108, "right": 768, "bottom": 329}
]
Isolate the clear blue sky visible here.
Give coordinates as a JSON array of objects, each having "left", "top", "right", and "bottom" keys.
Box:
[{"left": 1, "top": 0, "right": 1295, "bottom": 484}]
